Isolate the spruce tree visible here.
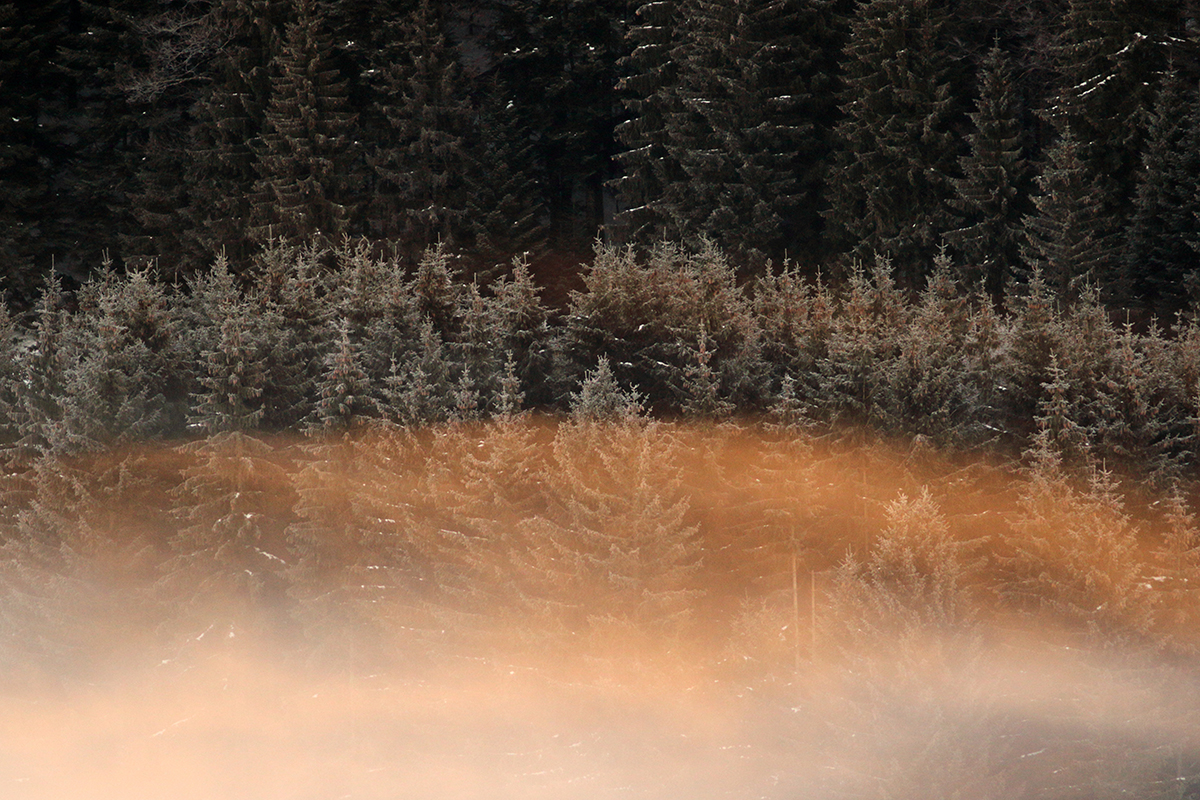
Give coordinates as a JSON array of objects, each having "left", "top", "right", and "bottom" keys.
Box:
[
  {"left": 368, "top": 0, "right": 475, "bottom": 258},
  {"left": 612, "top": 0, "right": 683, "bottom": 245},
  {"left": 1048, "top": 0, "right": 1176, "bottom": 245},
  {"left": 1002, "top": 266, "right": 1064, "bottom": 432},
  {"left": 820, "top": 255, "right": 908, "bottom": 426},
  {"left": 752, "top": 262, "right": 836, "bottom": 414},
  {"left": 286, "top": 323, "right": 378, "bottom": 662},
  {"left": 250, "top": 0, "right": 359, "bottom": 247},
  {"left": 1124, "top": 71, "right": 1200, "bottom": 313},
  {"left": 485, "top": 0, "right": 629, "bottom": 248},
  {"left": 822, "top": 0, "right": 961, "bottom": 287},
  {"left": 1022, "top": 125, "right": 1116, "bottom": 299},
  {"left": 249, "top": 242, "right": 332, "bottom": 430},
  {"left": 55, "top": 265, "right": 182, "bottom": 449},
  {"left": 464, "top": 78, "right": 551, "bottom": 265},
  {"left": 116, "top": 0, "right": 227, "bottom": 275},
  {"left": 183, "top": 0, "right": 287, "bottom": 265},
  {"left": 947, "top": 43, "right": 1030, "bottom": 298},
  {"left": 659, "top": 0, "right": 837, "bottom": 265},
  {"left": 482, "top": 256, "right": 553, "bottom": 407},
  {"left": 887, "top": 252, "right": 989, "bottom": 445},
  {"left": 169, "top": 298, "right": 295, "bottom": 613},
  {"left": 544, "top": 412, "right": 702, "bottom": 647},
  {"left": 310, "top": 321, "right": 378, "bottom": 434}
]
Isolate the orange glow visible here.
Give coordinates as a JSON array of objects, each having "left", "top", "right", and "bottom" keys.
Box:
[{"left": 2, "top": 419, "right": 1198, "bottom": 798}]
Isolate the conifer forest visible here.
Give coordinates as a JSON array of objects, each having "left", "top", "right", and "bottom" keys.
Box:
[{"left": 9, "top": 1, "right": 1200, "bottom": 798}]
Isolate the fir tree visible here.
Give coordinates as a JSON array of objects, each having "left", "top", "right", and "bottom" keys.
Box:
[
  {"left": 485, "top": 0, "right": 629, "bottom": 248},
  {"left": 831, "top": 488, "right": 978, "bottom": 637},
  {"left": 250, "top": 242, "right": 332, "bottom": 430},
  {"left": 330, "top": 239, "right": 422, "bottom": 384},
  {"left": 250, "top": 0, "right": 359, "bottom": 247},
  {"left": 655, "top": 0, "right": 822, "bottom": 265},
  {"left": 1022, "top": 125, "right": 1116, "bottom": 299},
  {"left": 381, "top": 318, "right": 455, "bottom": 426},
  {"left": 819, "top": 255, "right": 908, "bottom": 427},
  {"left": 947, "top": 43, "right": 1030, "bottom": 298},
  {"left": 886, "top": 252, "right": 990, "bottom": 445},
  {"left": 1006, "top": 460, "right": 1156, "bottom": 643},
  {"left": 612, "top": 0, "right": 684, "bottom": 245},
  {"left": 752, "top": 262, "right": 836, "bottom": 413},
  {"left": 169, "top": 298, "right": 295, "bottom": 617},
  {"left": 465, "top": 78, "right": 551, "bottom": 265},
  {"left": 1003, "top": 266, "right": 1063, "bottom": 430},
  {"left": 116, "top": 0, "right": 227, "bottom": 275},
  {"left": 823, "top": 0, "right": 961, "bottom": 287},
  {"left": 0, "top": 298, "right": 20, "bottom": 447},
  {"left": 368, "top": 0, "right": 475, "bottom": 257},
  {"left": 310, "top": 320, "right": 378, "bottom": 434},
  {"left": 570, "top": 356, "right": 644, "bottom": 422},
  {"left": 560, "top": 241, "right": 762, "bottom": 413},
  {"left": 483, "top": 255, "right": 553, "bottom": 407},
  {"left": 183, "top": 0, "right": 287, "bottom": 265},
  {"left": 543, "top": 415, "right": 702, "bottom": 647},
  {"left": 1048, "top": 0, "right": 1175, "bottom": 242},
  {"left": 285, "top": 329, "right": 379, "bottom": 662},
  {"left": 53, "top": 265, "right": 182, "bottom": 450},
  {"left": 1124, "top": 71, "right": 1200, "bottom": 313}
]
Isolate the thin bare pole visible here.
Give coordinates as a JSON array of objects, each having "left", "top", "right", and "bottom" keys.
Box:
[
  {"left": 792, "top": 550, "right": 801, "bottom": 674},
  {"left": 810, "top": 569, "right": 817, "bottom": 658}
]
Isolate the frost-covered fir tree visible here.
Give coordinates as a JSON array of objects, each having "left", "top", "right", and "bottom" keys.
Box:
[
  {"left": 284, "top": 322, "right": 381, "bottom": 663},
  {"left": 560, "top": 241, "right": 762, "bottom": 414},
  {"left": 819, "top": 255, "right": 908, "bottom": 426},
  {"left": 486, "top": 255, "right": 553, "bottom": 407},
  {"left": 1006, "top": 457, "right": 1156, "bottom": 644},
  {"left": 544, "top": 393, "right": 702, "bottom": 648},
  {"left": 752, "top": 262, "right": 836, "bottom": 414},
  {"left": 249, "top": 242, "right": 332, "bottom": 430},
  {"left": 169, "top": 292, "right": 295, "bottom": 620},
  {"left": 886, "top": 251, "right": 989, "bottom": 445}
]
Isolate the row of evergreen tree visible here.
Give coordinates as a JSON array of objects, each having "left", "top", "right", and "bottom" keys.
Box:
[
  {"left": 4, "top": 0, "right": 1200, "bottom": 310},
  {"left": 3, "top": 240, "right": 1200, "bottom": 483}
]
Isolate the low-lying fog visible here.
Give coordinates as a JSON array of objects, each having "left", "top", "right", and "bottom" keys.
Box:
[{"left": 2, "top": 419, "right": 1198, "bottom": 798}]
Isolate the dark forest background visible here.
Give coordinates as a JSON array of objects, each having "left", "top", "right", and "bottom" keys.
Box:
[{"left": 4, "top": 0, "right": 1200, "bottom": 312}]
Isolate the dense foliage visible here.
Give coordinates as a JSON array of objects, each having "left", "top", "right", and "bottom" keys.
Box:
[{"left": 3, "top": 0, "right": 1200, "bottom": 312}]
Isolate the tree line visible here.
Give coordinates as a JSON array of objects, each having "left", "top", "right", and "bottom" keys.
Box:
[
  {"left": 3, "top": 0, "right": 1200, "bottom": 311},
  {"left": 2, "top": 240, "right": 1198, "bottom": 479}
]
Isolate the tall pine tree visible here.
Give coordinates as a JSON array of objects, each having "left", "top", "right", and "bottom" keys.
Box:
[
  {"left": 368, "top": 0, "right": 475, "bottom": 258},
  {"left": 1124, "top": 70, "right": 1200, "bottom": 313},
  {"left": 823, "top": 0, "right": 961, "bottom": 287},
  {"left": 1022, "top": 125, "right": 1115, "bottom": 300},
  {"left": 250, "top": 0, "right": 359, "bottom": 247},
  {"left": 947, "top": 43, "right": 1030, "bottom": 298},
  {"left": 184, "top": 0, "right": 287, "bottom": 265},
  {"left": 655, "top": 0, "right": 831, "bottom": 266}
]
